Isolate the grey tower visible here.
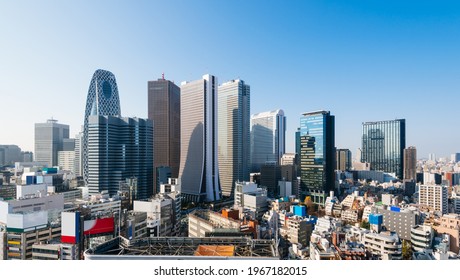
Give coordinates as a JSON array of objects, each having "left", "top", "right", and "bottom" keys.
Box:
[
  {"left": 218, "top": 79, "right": 250, "bottom": 198},
  {"left": 179, "top": 74, "right": 221, "bottom": 203},
  {"left": 83, "top": 69, "right": 121, "bottom": 186},
  {"left": 34, "top": 119, "right": 69, "bottom": 167}
]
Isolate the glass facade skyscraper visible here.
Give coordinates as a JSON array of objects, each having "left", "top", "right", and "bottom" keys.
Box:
[
  {"left": 83, "top": 69, "right": 121, "bottom": 186},
  {"left": 87, "top": 115, "right": 153, "bottom": 199},
  {"left": 361, "top": 119, "right": 406, "bottom": 179},
  {"left": 217, "top": 79, "right": 250, "bottom": 198},
  {"left": 299, "top": 111, "right": 335, "bottom": 205},
  {"left": 250, "top": 109, "right": 286, "bottom": 172}
]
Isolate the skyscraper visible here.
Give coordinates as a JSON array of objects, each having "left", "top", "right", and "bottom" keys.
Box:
[
  {"left": 299, "top": 110, "right": 335, "bottom": 205},
  {"left": 86, "top": 116, "right": 153, "bottom": 199},
  {"left": 148, "top": 77, "right": 180, "bottom": 194},
  {"left": 361, "top": 119, "right": 406, "bottom": 179},
  {"left": 250, "top": 109, "right": 286, "bottom": 172},
  {"left": 74, "top": 130, "right": 83, "bottom": 177},
  {"left": 34, "top": 119, "right": 69, "bottom": 167},
  {"left": 336, "top": 149, "right": 352, "bottom": 171},
  {"left": 404, "top": 146, "right": 417, "bottom": 181},
  {"left": 179, "top": 74, "right": 220, "bottom": 202},
  {"left": 83, "top": 69, "right": 121, "bottom": 186},
  {"left": 217, "top": 79, "right": 250, "bottom": 197}
]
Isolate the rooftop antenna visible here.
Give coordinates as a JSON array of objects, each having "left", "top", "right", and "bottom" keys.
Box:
[{"left": 162, "top": 73, "right": 165, "bottom": 80}]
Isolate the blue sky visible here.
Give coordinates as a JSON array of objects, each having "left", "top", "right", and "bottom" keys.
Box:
[{"left": 1, "top": 1, "right": 459, "bottom": 159}]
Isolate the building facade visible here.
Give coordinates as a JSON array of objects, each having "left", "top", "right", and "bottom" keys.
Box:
[
  {"left": 250, "top": 109, "right": 286, "bottom": 172},
  {"left": 179, "top": 74, "right": 220, "bottom": 202},
  {"left": 83, "top": 69, "right": 122, "bottom": 187},
  {"left": 361, "top": 119, "right": 406, "bottom": 179},
  {"left": 299, "top": 110, "right": 335, "bottom": 205},
  {"left": 419, "top": 184, "right": 448, "bottom": 214},
  {"left": 148, "top": 77, "right": 180, "bottom": 194},
  {"left": 336, "top": 149, "right": 351, "bottom": 171},
  {"left": 34, "top": 119, "right": 69, "bottom": 167},
  {"left": 86, "top": 116, "right": 153, "bottom": 199},
  {"left": 404, "top": 146, "right": 417, "bottom": 181},
  {"left": 217, "top": 79, "right": 250, "bottom": 197}
]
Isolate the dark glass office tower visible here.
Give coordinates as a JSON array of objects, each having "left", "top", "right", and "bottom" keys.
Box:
[
  {"left": 299, "top": 111, "right": 335, "bottom": 205},
  {"left": 361, "top": 119, "right": 406, "bottom": 179},
  {"left": 148, "top": 77, "right": 180, "bottom": 194}
]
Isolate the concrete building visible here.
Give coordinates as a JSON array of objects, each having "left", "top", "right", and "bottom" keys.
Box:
[
  {"left": 34, "top": 119, "right": 70, "bottom": 167},
  {"left": 148, "top": 77, "right": 181, "bottom": 194},
  {"left": 411, "top": 224, "right": 434, "bottom": 252},
  {"left": 58, "top": 151, "right": 75, "bottom": 173},
  {"left": 188, "top": 209, "right": 240, "bottom": 238},
  {"left": 286, "top": 216, "right": 314, "bottom": 247},
  {"left": 234, "top": 182, "right": 268, "bottom": 221},
  {"left": 419, "top": 184, "right": 448, "bottom": 214},
  {"left": 373, "top": 206, "right": 419, "bottom": 241},
  {"left": 218, "top": 79, "right": 250, "bottom": 197},
  {"left": 336, "top": 149, "right": 352, "bottom": 171},
  {"left": 179, "top": 74, "right": 220, "bottom": 202},
  {"left": 250, "top": 109, "right": 286, "bottom": 172},
  {"left": 134, "top": 197, "right": 173, "bottom": 237},
  {"left": 363, "top": 231, "right": 402, "bottom": 260},
  {"left": 404, "top": 146, "right": 417, "bottom": 181},
  {"left": 434, "top": 214, "right": 460, "bottom": 254}
]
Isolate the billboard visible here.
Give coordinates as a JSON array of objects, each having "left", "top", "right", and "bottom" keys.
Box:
[
  {"left": 84, "top": 217, "right": 114, "bottom": 236},
  {"left": 61, "top": 212, "right": 81, "bottom": 244}
]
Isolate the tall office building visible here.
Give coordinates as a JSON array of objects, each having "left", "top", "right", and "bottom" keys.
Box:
[
  {"left": 361, "top": 119, "right": 406, "bottom": 179},
  {"left": 83, "top": 69, "right": 121, "bottom": 186},
  {"left": 250, "top": 109, "right": 286, "bottom": 172},
  {"left": 217, "top": 79, "right": 250, "bottom": 197},
  {"left": 451, "top": 153, "right": 460, "bottom": 163},
  {"left": 74, "top": 131, "right": 83, "bottom": 177},
  {"left": 336, "top": 149, "right": 352, "bottom": 171},
  {"left": 179, "top": 74, "right": 220, "bottom": 202},
  {"left": 148, "top": 77, "right": 181, "bottom": 194},
  {"left": 0, "top": 145, "right": 22, "bottom": 166},
  {"left": 34, "top": 119, "right": 70, "bottom": 167},
  {"left": 87, "top": 116, "right": 153, "bottom": 199},
  {"left": 404, "top": 146, "right": 417, "bottom": 181},
  {"left": 299, "top": 110, "right": 335, "bottom": 205}
]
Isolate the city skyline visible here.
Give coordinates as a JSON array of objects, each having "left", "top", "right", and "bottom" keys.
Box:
[{"left": 1, "top": 1, "right": 460, "bottom": 159}]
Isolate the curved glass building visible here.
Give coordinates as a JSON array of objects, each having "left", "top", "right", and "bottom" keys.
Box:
[{"left": 83, "top": 69, "right": 121, "bottom": 185}]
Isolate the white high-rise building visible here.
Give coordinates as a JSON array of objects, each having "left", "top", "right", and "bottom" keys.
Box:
[
  {"left": 419, "top": 184, "right": 448, "bottom": 214},
  {"left": 250, "top": 109, "right": 286, "bottom": 172},
  {"left": 74, "top": 130, "right": 83, "bottom": 177},
  {"left": 217, "top": 79, "right": 250, "bottom": 197},
  {"left": 179, "top": 74, "right": 220, "bottom": 202}
]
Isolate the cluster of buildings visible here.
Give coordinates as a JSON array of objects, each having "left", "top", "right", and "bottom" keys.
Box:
[{"left": 1, "top": 68, "right": 460, "bottom": 260}]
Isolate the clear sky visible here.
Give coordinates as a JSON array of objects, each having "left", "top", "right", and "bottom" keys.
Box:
[{"left": 1, "top": 1, "right": 459, "bottom": 159}]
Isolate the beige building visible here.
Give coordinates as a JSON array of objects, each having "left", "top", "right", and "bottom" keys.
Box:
[{"left": 434, "top": 214, "right": 460, "bottom": 254}]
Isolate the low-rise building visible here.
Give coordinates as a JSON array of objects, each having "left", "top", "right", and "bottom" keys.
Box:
[
  {"left": 411, "top": 224, "right": 434, "bottom": 252},
  {"left": 363, "top": 231, "right": 402, "bottom": 260}
]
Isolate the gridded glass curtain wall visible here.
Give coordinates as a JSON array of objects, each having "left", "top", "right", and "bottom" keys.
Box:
[
  {"left": 87, "top": 116, "right": 153, "bottom": 199},
  {"left": 361, "top": 119, "right": 406, "bottom": 179},
  {"left": 299, "top": 111, "right": 335, "bottom": 205},
  {"left": 34, "top": 119, "right": 69, "bottom": 167},
  {"left": 250, "top": 109, "right": 286, "bottom": 172},
  {"left": 217, "top": 79, "right": 250, "bottom": 198},
  {"left": 83, "top": 69, "right": 121, "bottom": 187}
]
